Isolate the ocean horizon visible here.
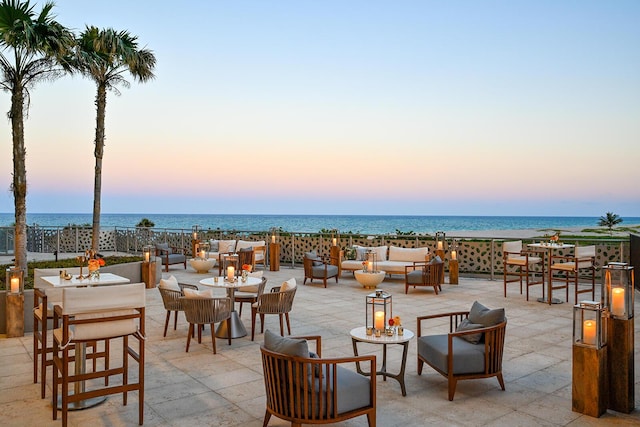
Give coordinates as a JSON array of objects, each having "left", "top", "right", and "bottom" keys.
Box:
[{"left": 1, "top": 213, "right": 638, "bottom": 235}]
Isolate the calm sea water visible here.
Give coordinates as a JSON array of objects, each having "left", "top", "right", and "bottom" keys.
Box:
[{"left": 1, "top": 213, "right": 637, "bottom": 235}]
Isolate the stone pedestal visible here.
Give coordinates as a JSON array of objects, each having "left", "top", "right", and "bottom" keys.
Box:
[
  {"left": 573, "top": 345, "right": 608, "bottom": 417},
  {"left": 5, "top": 293, "right": 24, "bottom": 338},
  {"left": 608, "top": 317, "right": 635, "bottom": 413},
  {"left": 269, "top": 243, "right": 280, "bottom": 271},
  {"left": 142, "top": 261, "right": 157, "bottom": 288},
  {"left": 449, "top": 259, "right": 459, "bottom": 285}
]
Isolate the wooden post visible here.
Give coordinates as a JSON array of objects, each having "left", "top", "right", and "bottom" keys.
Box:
[
  {"left": 436, "top": 249, "right": 445, "bottom": 261},
  {"left": 572, "top": 345, "right": 608, "bottom": 417},
  {"left": 142, "top": 261, "right": 157, "bottom": 289},
  {"left": 269, "top": 243, "right": 280, "bottom": 271},
  {"left": 191, "top": 239, "right": 200, "bottom": 258},
  {"left": 330, "top": 246, "right": 342, "bottom": 276},
  {"left": 449, "top": 259, "right": 459, "bottom": 285},
  {"left": 6, "top": 293, "right": 24, "bottom": 338},
  {"left": 608, "top": 317, "right": 635, "bottom": 413}
]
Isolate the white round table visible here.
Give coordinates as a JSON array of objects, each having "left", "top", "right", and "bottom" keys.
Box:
[
  {"left": 189, "top": 258, "right": 216, "bottom": 274},
  {"left": 354, "top": 270, "right": 386, "bottom": 289},
  {"left": 350, "top": 326, "right": 414, "bottom": 396},
  {"left": 199, "top": 276, "right": 261, "bottom": 339}
]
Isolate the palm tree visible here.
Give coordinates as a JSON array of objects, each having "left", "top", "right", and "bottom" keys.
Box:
[
  {"left": 71, "top": 26, "right": 156, "bottom": 251},
  {"left": 0, "top": 0, "right": 74, "bottom": 272},
  {"left": 598, "top": 212, "right": 623, "bottom": 235}
]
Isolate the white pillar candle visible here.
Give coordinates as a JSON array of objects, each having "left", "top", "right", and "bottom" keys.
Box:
[
  {"left": 611, "top": 288, "right": 625, "bottom": 317},
  {"left": 437, "top": 241, "right": 443, "bottom": 250},
  {"left": 583, "top": 320, "right": 596, "bottom": 345},
  {"left": 193, "top": 232, "right": 198, "bottom": 240},
  {"left": 227, "top": 266, "right": 235, "bottom": 281},
  {"left": 144, "top": 252, "right": 150, "bottom": 262},
  {"left": 374, "top": 311, "right": 385, "bottom": 330},
  {"left": 200, "top": 250, "right": 206, "bottom": 259},
  {"left": 10, "top": 277, "right": 19, "bottom": 293},
  {"left": 271, "top": 235, "right": 276, "bottom": 244},
  {"left": 451, "top": 250, "right": 457, "bottom": 260},
  {"left": 332, "top": 238, "right": 337, "bottom": 246},
  {"left": 367, "top": 261, "right": 373, "bottom": 272}
]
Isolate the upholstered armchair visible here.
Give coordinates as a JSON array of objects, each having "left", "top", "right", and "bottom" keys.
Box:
[
  {"left": 303, "top": 251, "right": 339, "bottom": 288},
  {"left": 404, "top": 258, "right": 445, "bottom": 294},
  {"left": 260, "top": 330, "right": 376, "bottom": 426},
  {"left": 155, "top": 242, "right": 187, "bottom": 272},
  {"left": 416, "top": 301, "right": 507, "bottom": 400}
]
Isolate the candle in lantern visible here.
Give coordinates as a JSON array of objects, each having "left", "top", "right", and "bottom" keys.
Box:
[
  {"left": 583, "top": 320, "right": 596, "bottom": 345},
  {"left": 332, "top": 238, "right": 337, "bottom": 246},
  {"left": 10, "top": 277, "right": 19, "bottom": 293},
  {"left": 367, "top": 261, "right": 373, "bottom": 272},
  {"left": 200, "top": 250, "right": 206, "bottom": 259},
  {"left": 271, "top": 235, "right": 276, "bottom": 244},
  {"left": 374, "top": 311, "right": 385, "bottom": 330},
  {"left": 144, "top": 252, "right": 150, "bottom": 262},
  {"left": 451, "top": 250, "right": 457, "bottom": 260},
  {"left": 611, "top": 288, "right": 625, "bottom": 317},
  {"left": 437, "top": 241, "right": 443, "bottom": 250},
  {"left": 227, "top": 266, "right": 235, "bottom": 281},
  {"left": 193, "top": 232, "right": 198, "bottom": 240}
]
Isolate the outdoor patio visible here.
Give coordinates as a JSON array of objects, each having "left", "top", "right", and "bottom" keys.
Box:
[{"left": 1, "top": 264, "right": 639, "bottom": 426}]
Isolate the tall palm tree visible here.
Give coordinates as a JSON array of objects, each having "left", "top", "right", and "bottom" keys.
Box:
[
  {"left": 72, "top": 26, "right": 155, "bottom": 251},
  {"left": 598, "top": 212, "right": 623, "bottom": 235},
  {"left": 0, "top": 0, "right": 74, "bottom": 272}
]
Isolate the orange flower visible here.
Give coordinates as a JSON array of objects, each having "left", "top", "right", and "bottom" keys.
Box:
[
  {"left": 388, "top": 318, "right": 395, "bottom": 326},
  {"left": 98, "top": 258, "right": 106, "bottom": 266},
  {"left": 242, "top": 264, "right": 252, "bottom": 272},
  {"left": 88, "top": 259, "right": 101, "bottom": 271},
  {"left": 550, "top": 234, "right": 559, "bottom": 242}
]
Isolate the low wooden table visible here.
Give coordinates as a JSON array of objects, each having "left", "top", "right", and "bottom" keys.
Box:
[
  {"left": 354, "top": 270, "right": 386, "bottom": 289},
  {"left": 350, "top": 326, "right": 414, "bottom": 396},
  {"left": 189, "top": 258, "right": 216, "bottom": 274}
]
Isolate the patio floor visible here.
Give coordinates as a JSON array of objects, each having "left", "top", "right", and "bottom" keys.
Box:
[{"left": 1, "top": 264, "right": 639, "bottom": 426}]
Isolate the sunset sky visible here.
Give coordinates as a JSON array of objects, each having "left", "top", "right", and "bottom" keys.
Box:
[{"left": 0, "top": 0, "right": 638, "bottom": 216}]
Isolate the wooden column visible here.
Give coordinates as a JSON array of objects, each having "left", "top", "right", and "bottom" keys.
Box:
[
  {"left": 5, "top": 293, "right": 24, "bottom": 338},
  {"left": 449, "top": 259, "right": 459, "bottom": 285},
  {"left": 269, "top": 243, "right": 280, "bottom": 271},
  {"left": 330, "top": 246, "right": 342, "bottom": 276},
  {"left": 608, "top": 317, "right": 635, "bottom": 413},
  {"left": 435, "top": 249, "right": 445, "bottom": 261},
  {"left": 572, "top": 345, "right": 608, "bottom": 417},
  {"left": 191, "top": 239, "right": 200, "bottom": 258},
  {"left": 142, "top": 261, "right": 157, "bottom": 289}
]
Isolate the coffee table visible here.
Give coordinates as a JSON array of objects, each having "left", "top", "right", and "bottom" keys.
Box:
[
  {"left": 189, "top": 258, "right": 216, "bottom": 274},
  {"left": 354, "top": 270, "right": 386, "bottom": 289},
  {"left": 350, "top": 326, "right": 414, "bottom": 396}
]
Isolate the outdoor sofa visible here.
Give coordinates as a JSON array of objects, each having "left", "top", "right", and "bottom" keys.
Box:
[{"left": 341, "top": 245, "right": 430, "bottom": 276}]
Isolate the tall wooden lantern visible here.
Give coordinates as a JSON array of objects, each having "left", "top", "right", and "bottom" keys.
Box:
[
  {"left": 269, "top": 228, "right": 280, "bottom": 271},
  {"left": 602, "top": 262, "right": 635, "bottom": 413},
  {"left": 5, "top": 266, "right": 25, "bottom": 337},
  {"left": 449, "top": 239, "right": 459, "bottom": 285},
  {"left": 329, "top": 229, "right": 342, "bottom": 276},
  {"left": 142, "top": 245, "right": 157, "bottom": 289},
  {"left": 191, "top": 225, "right": 200, "bottom": 258},
  {"left": 572, "top": 301, "right": 607, "bottom": 417},
  {"left": 435, "top": 231, "right": 446, "bottom": 260}
]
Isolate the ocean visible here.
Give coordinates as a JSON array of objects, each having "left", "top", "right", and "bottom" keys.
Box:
[{"left": 1, "top": 213, "right": 637, "bottom": 235}]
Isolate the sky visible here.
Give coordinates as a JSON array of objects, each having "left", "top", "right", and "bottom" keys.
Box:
[{"left": 0, "top": 0, "right": 638, "bottom": 217}]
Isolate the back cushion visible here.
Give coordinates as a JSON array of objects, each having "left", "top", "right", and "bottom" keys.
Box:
[
  {"left": 209, "top": 239, "right": 219, "bottom": 252},
  {"left": 280, "top": 278, "right": 297, "bottom": 292},
  {"left": 355, "top": 245, "right": 388, "bottom": 261},
  {"left": 503, "top": 241, "right": 522, "bottom": 254},
  {"left": 159, "top": 275, "right": 180, "bottom": 291},
  {"left": 218, "top": 239, "right": 236, "bottom": 253},
  {"left": 264, "top": 329, "right": 308, "bottom": 357},
  {"left": 183, "top": 288, "right": 214, "bottom": 298},
  {"left": 388, "top": 246, "right": 428, "bottom": 262},
  {"left": 468, "top": 301, "right": 505, "bottom": 327}
]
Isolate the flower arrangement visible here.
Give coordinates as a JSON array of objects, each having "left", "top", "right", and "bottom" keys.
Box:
[
  {"left": 550, "top": 234, "right": 560, "bottom": 244},
  {"left": 87, "top": 253, "right": 105, "bottom": 279},
  {"left": 362, "top": 261, "right": 367, "bottom": 272},
  {"left": 388, "top": 316, "right": 402, "bottom": 327},
  {"left": 241, "top": 264, "right": 252, "bottom": 281}
]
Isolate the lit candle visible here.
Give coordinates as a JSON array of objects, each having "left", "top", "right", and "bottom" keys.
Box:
[
  {"left": 200, "top": 250, "right": 206, "bottom": 259},
  {"left": 332, "top": 238, "right": 337, "bottom": 246},
  {"left": 374, "top": 311, "right": 384, "bottom": 330},
  {"left": 367, "top": 261, "right": 373, "bottom": 272},
  {"left": 437, "top": 241, "right": 443, "bottom": 250},
  {"left": 451, "top": 250, "right": 457, "bottom": 260},
  {"left": 193, "top": 232, "right": 198, "bottom": 240},
  {"left": 611, "top": 288, "right": 625, "bottom": 317},
  {"left": 227, "top": 266, "right": 235, "bottom": 281},
  {"left": 271, "top": 235, "right": 276, "bottom": 244},
  {"left": 10, "top": 277, "right": 19, "bottom": 293},
  {"left": 144, "top": 252, "right": 150, "bottom": 262},
  {"left": 583, "top": 320, "right": 596, "bottom": 345}
]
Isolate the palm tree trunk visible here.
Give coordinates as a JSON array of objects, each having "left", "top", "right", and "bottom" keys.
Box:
[
  {"left": 91, "top": 83, "right": 107, "bottom": 251},
  {"left": 10, "top": 84, "right": 27, "bottom": 272}
]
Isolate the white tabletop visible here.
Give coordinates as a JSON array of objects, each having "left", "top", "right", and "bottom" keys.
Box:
[
  {"left": 528, "top": 243, "right": 575, "bottom": 250},
  {"left": 350, "top": 326, "right": 414, "bottom": 344},
  {"left": 41, "top": 273, "right": 131, "bottom": 288},
  {"left": 199, "top": 276, "right": 261, "bottom": 289}
]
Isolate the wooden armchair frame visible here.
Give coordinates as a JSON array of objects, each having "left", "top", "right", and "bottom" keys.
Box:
[
  {"left": 158, "top": 283, "right": 198, "bottom": 336},
  {"left": 251, "top": 286, "right": 297, "bottom": 340},
  {"left": 180, "top": 296, "right": 232, "bottom": 354},
  {"left": 404, "top": 261, "right": 444, "bottom": 294},
  {"left": 261, "top": 335, "right": 376, "bottom": 427},
  {"left": 156, "top": 244, "right": 187, "bottom": 272},
  {"left": 303, "top": 255, "right": 340, "bottom": 288},
  {"left": 417, "top": 311, "right": 507, "bottom": 400}
]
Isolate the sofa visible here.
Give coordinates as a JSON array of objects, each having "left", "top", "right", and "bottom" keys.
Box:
[
  {"left": 207, "top": 239, "right": 266, "bottom": 268},
  {"left": 341, "top": 245, "right": 430, "bottom": 275}
]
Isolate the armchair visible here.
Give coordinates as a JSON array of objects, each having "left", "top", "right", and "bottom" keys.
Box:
[
  {"left": 157, "top": 276, "right": 198, "bottom": 337},
  {"left": 260, "top": 330, "right": 376, "bottom": 426},
  {"left": 404, "top": 259, "right": 444, "bottom": 294},
  {"left": 251, "top": 278, "right": 297, "bottom": 340},
  {"left": 155, "top": 242, "right": 187, "bottom": 272},
  {"left": 416, "top": 301, "right": 507, "bottom": 400},
  {"left": 303, "top": 251, "right": 339, "bottom": 288}
]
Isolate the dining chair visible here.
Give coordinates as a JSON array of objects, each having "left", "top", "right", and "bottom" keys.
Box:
[
  {"left": 52, "top": 283, "right": 146, "bottom": 427},
  {"left": 237, "top": 247, "right": 255, "bottom": 271},
  {"left": 253, "top": 245, "right": 267, "bottom": 269},
  {"left": 218, "top": 252, "right": 239, "bottom": 276},
  {"left": 502, "top": 240, "right": 545, "bottom": 300},
  {"left": 235, "top": 274, "right": 267, "bottom": 317},
  {"left": 157, "top": 276, "right": 198, "bottom": 337},
  {"left": 549, "top": 245, "right": 596, "bottom": 303},
  {"left": 180, "top": 294, "right": 232, "bottom": 354},
  {"left": 251, "top": 278, "right": 297, "bottom": 340}
]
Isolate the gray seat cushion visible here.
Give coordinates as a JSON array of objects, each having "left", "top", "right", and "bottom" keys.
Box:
[
  {"left": 308, "top": 365, "right": 371, "bottom": 416},
  {"left": 406, "top": 270, "right": 423, "bottom": 284},
  {"left": 165, "top": 253, "right": 186, "bottom": 264},
  {"left": 418, "top": 335, "right": 485, "bottom": 375},
  {"left": 312, "top": 264, "right": 338, "bottom": 278}
]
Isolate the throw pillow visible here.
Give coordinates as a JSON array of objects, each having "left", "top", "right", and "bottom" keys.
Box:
[
  {"left": 158, "top": 275, "right": 180, "bottom": 291},
  {"left": 429, "top": 255, "right": 443, "bottom": 264},
  {"left": 468, "top": 301, "right": 506, "bottom": 327},
  {"left": 264, "top": 329, "right": 309, "bottom": 358},
  {"left": 239, "top": 246, "right": 253, "bottom": 252},
  {"left": 209, "top": 239, "right": 219, "bottom": 252},
  {"left": 183, "top": 288, "right": 214, "bottom": 298},
  {"left": 455, "top": 318, "right": 484, "bottom": 344},
  {"left": 355, "top": 246, "right": 368, "bottom": 261},
  {"left": 155, "top": 242, "right": 172, "bottom": 254},
  {"left": 218, "top": 239, "right": 236, "bottom": 254},
  {"left": 305, "top": 251, "right": 322, "bottom": 266},
  {"left": 280, "top": 278, "right": 297, "bottom": 292}
]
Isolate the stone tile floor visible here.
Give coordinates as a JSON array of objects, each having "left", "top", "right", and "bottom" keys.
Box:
[{"left": 1, "top": 265, "right": 639, "bottom": 426}]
